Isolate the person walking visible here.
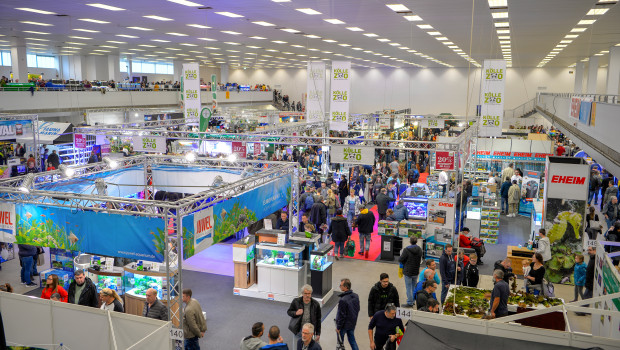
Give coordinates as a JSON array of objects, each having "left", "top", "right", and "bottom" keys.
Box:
[
  {"left": 415, "top": 280, "right": 438, "bottom": 310},
  {"left": 367, "top": 273, "right": 400, "bottom": 317},
  {"left": 602, "top": 196, "right": 618, "bottom": 230},
  {"left": 287, "top": 285, "right": 321, "bottom": 345},
  {"left": 182, "top": 289, "right": 207, "bottom": 350},
  {"left": 439, "top": 244, "right": 457, "bottom": 304},
  {"left": 572, "top": 254, "right": 587, "bottom": 302},
  {"left": 338, "top": 175, "right": 348, "bottom": 208},
  {"left": 356, "top": 205, "right": 376, "bottom": 256},
  {"left": 507, "top": 180, "right": 521, "bottom": 217},
  {"left": 309, "top": 196, "right": 327, "bottom": 234},
  {"left": 18, "top": 244, "right": 38, "bottom": 287},
  {"left": 534, "top": 228, "right": 552, "bottom": 263},
  {"left": 342, "top": 190, "right": 362, "bottom": 231},
  {"left": 328, "top": 209, "right": 351, "bottom": 259},
  {"left": 602, "top": 181, "right": 618, "bottom": 213},
  {"left": 335, "top": 278, "right": 360, "bottom": 350},
  {"left": 588, "top": 170, "right": 602, "bottom": 206},
  {"left": 398, "top": 236, "right": 423, "bottom": 307}
]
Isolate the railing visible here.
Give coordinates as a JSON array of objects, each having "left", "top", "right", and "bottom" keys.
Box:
[
  {"left": 537, "top": 92, "right": 619, "bottom": 104},
  {"left": 0, "top": 86, "right": 275, "bottom": 93},
  {"left": 504, "top": 97, "right": 536, "bottom": 119}
]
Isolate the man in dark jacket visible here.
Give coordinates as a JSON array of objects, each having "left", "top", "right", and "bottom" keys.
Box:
[
  {"left": 276, "top": 212, "right": 289, "bottom": 233},
  {"left": 416, "top": 280, "right": 438, "bottom": 310},
  {"left": 500, "top": 177, "right": 511, "bottom": 214},
  {"left": 47, "top": 150, "right": 60, "bottom": 169},
  {"left": 142, "top": 288, "right": 168, "bottom": 320},
  {"left": 67, "top": 269, "right": 99, "bottom": 307},
  {"left": 399, "top": 236, "right": 423, "bottom": 307},
  {"left": 376, "top": 188, "right": 396, "bottom": 220},
  {"left": 18, "top": 244, "right": 38, "bottom": 286},
  {"left": 309, "top": 196, "right": 327, "bottom": 233},
  {"left": 297, "top": 323, "right": 321, "bottom": 350},
  {"left": 439, "top": 244, "right": 457, "bottom": 304},
  {"left": 356, "top": 206, "right": 375, "bottom": 256},
  {"left": 287, "top": 285, "right": 321, "bottom": 343},
  {"left": 493, "top": 258, "right": 515, "bottom": 284},
  {"left": 583, "top": 246, "right": 596, "bottom": 307},
  {"left": 335, "top": 278, "right": 360, "bottom": 350},
  {"left": 328, "top": 210, "right": 350, "bottom": 259},
  {"left": 391, "top": 200, "right": 409, "bottom": 221},
  {"left": 367, "top": 273, "right": 400, "bottom": 317}
]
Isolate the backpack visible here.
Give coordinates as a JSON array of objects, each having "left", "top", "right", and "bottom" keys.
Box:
[
  {"left": 542, "top": 279, "right": 555, "bottom": 297},
  {"left": 304, "top": 194, "right": 315, "bottom": 210}
]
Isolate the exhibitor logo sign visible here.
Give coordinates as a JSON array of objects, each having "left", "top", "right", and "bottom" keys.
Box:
[
  {"left": 333, "top": 68, "right": 349, "bottom": 80},
  {"left": 307, "top": 110, "right": 323, "bottom": 121},
  {"left": 193, "top": 207, "right": 214, "bottom": 254},
  {"left": 551, "top": 175, "right": 585, "bottom": 185},
  {"left": 186, "top": 108, "right": 199, "bottom": 118},
  {"left": 332, "top": 90, "right": 348, "bottom": 101},
  {"left": 133, "top": 136, "right": 165, "bottom": 153},
  {"left": 0, "top": 203, "right": 16, "bottom": 243},
  {"left": 331, "top": 111, "right": 347, "bottom": 122},
  {"left": 481, "top": 114, "right": 501, "bottom": 127},
  {"left": 331, "top": 145, "right": 374, "bottom": 165},
  {"left": 308, "top": 90, "right": 323, "bottom": 101},
  {"left": 485, "top": 68, "right": 504, "bottom": 81},
  {"left": 184, "top": 69, "right": 198, "bottom": 80},
  {"left": 435, "top": 151, "right": 454, "bottom": 171},
  {"left": 0, "top": 125, "right": 16, "bottom": 137},
  {"left": 343, "top": 147, "right": 363, "bottom": 162},
  {"left": 141, "top": 137, "right": 159, "bottom": 151},
  {"left": 185, "top": 89, "right": 198, "bottom": 100},
  {"left": 484, "top": 92, "right": 502, "bottom": 104}
]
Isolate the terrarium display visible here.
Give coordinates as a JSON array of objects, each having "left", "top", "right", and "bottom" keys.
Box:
[
  {"left": 256, "top": 242, "right": 304, "bottom": 269},
  {"left": 378, "top": 221, "right": 398, "bottom": 236}
]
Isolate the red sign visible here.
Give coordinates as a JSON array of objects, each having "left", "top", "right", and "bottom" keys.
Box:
[
  {"left": 74, "top": 134, "right": 86, "bottom": 149},
  {"left": 0, "top": 211, "right": 13, "bottom": 225},
  {"left": 232, "top": 142, "right": 246, "bottom": 158},
  {"left": 438, "top": 202, "right": 454, "bottom": 208},
  {"left": 551, "top": 175, "right": 586, "bottom": 185},
  {"left": 254, "top": 143, "right": 261, "bottom": 156},
  {"left": 435, "top": 151, "right": 454, "bottom": 171}
]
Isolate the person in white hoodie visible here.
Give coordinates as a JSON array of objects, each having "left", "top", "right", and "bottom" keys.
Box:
[
  {"left": 534, "top": 229, "right": 552, "bottom": 262},
  {"left": 240, "top": 322, "right": 267, "bottom": 350}
]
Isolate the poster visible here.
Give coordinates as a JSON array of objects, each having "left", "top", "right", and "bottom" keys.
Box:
[
  {"left": 132, "top": 136, "right": 166, "bottom": 153},
  {"left": 306, "top": 61, "right": 326, "bottom": 123},
  {"left": 570, "top": 97, "right": 581, "bottom": 120},
  {"left": 74, "top": 134, "right": 86, "bottom": 149},
  {"left": 0, "top": 119, "right": 34, "bottom": 141},
  {"left": 419, "top": 119, "right": 444, "bottom": 129},
  {"left": 479, "top": 59, "right": 506, "bottom": 137},
  {"left": 15, "top": 204, "right": 166, "bottom": 262},
  {"left": 330, "top": 145, "right": 375, "bottom": 165},
  {"left": 182, "top": 63, "right": 201, "bottom": 120},
  {"left": 425, "top": 198, "right": 456, "bottom": 246},
  {"left": 0, "top": 203, "right": 16, "bottom": 243},
  {"left": 329, "top": 61, "right": 351, "bottom": 131},
  {"left": 435, "top": 151, "right": 455, "bottom": 171},
  {"left": 592, "top": 241, "right": 620, "bottom": 340},
  {"left": 211, "top": 73, "right": 217, "bottom": 111},
  {"left": 232, "top": 142, "right": 246, "bottom": 158},
  {"left": 579, "top": 98, "right": 593, "bottom": 125}
]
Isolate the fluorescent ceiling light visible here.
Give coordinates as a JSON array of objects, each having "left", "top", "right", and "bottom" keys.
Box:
[
  {"left": 443, "top": 41, "right": 454, "bottom": 45},
  {"left": 565, "top": 34, "right": 579, "bottom": 38},
  {"left": 491, "top": 12, "right": 509, "bottom": 19},
  {"left": 347, "top": 27, "right": 364, "bottom": 31},
  {"left": 377, "top": 38, "right": 391, "bottom": 42},
  {"left": 187, "top": 24, "right": 211, "bottom": 29},
  {"left": 386, "top": 4, "right": 410, "bottom": 12},
  {"left": 15, "top": 7, "right": 57, "bottom": 15},
  {"left": 587, "top": 8, "right": 609, "bottom": 15},
  {"left": 151, "top": 39, "right": 170, "bottom": 43},
  {"left": 323, "top": 39, "right": 337, "bottom": 43},
  {"left": 165, "top": 47, "right": 180, "bottom": 50},
  {"left": 578, "top": 19, "right": 597, "bottom": 25},
  {"left": 69, "top": 36, "right": 92, "bottom": 40},
  {"left": 247, "top": 46, "right": 261, "bottom": 49},
  {"left": 324, "top": 19, "right": 345, "bottom": 24},
  {"left": 128, "top": 26, "right": 153, "bottom": 31},
  {"left": 307, "top": 48, "right": 319, "bottom": 51},
  {"left": 252, "top": 21, "right": 275, "bottom": 26},
  {"left": 25, "top": 38, "right": 48, "bottom": 41},
  {"left": 494, "top": 22, "right": 509, "bottom": 27},
  {"left": 281, "top": 28, "right": 300, "bottom": 33},
  {"left": 404, "top": 15, "right": 423, "bottom": 21},
  {"left": 417, "top": 24, "right": 433, "bottom": 29},
  {"left": 144, "top": 15, "right": 173, "bottom": 21},
  {"left": 389, "top": 43, "right": 401, "bottom": 46},
  {"left": 180, "top": 43, "right": 197, "bottom": 46},
  {"left": 198, "top": 38, "right": 217, "bottom": 42},
  {"left": 167, "top": 0, "right": 204, "bottom": 6},
  {"left": 497, "top": 29, "right": 510, "bottom": 34},
  {"left": 20, "top": 21, "right": 53, "bottom": 26},
  {"left": 74, "top": 28, "right": 100, "bottom": 33},
  {"left": 215, "top": 12, "right": 244, "bottom": 18},
  {"left": 364, "top": 33, "right": 379, "bottom": 38},
  {"left": 272, "top": 40, "right": 287, "bottom": 44},
  {"left": 65, "top": 41, "right": 87, "bottom": 45},
  {"left": 225, "top": 42, "right": 241, "bottom": 45},
  {"left": 428, "top": 31, "right": 441, "bottom": 35},
  {"left": 79, "top": 18, "right": 110, "bottom": 24},
  {"left": 556, "top": 44, "right": 567, "bottom": 48},
  {"left": 86, "top": 3, "right": 126, "bottom": 11},
  {"left": 128, "top": 48, "right": 145, "bottom": 51},
  {"left": 27, "top": 43, "right": 47, "bottom": 46},
  {"left": 93, "top": 49, "right": 110, "bottom": 52},
  {"left": 221, "top": 31, "right": 242, "bottom": 35},
  {"left": 138, "top": 44, "right": 156, "bottom": 47},
  {"left": 99, "top": 45, "right": 117, "bottom": 48},
  {"left": 448, "top": 45, "right": 458, "bottom": 49},
  {"left": 571, "top": 27, "right": 587, "bottom": 32},
  {"left": 116, "top": 34, "right": 139, "bottom": 38},
  {"left": 560, "top": 40, "right": 572, "bottom": 43},
  {"left": 305, "top": 35, "right": 320, "bottom": 39},
  {"left": 500, "top": 40, "right": 510, "bottom": 44},
  {"left": 296, "top": 8, "right": 322, "bottom": 15},
  {"left": 250, "top": 36, "right": 266, "bottom": 39},
  {"left": 339, "top": 43, "right": 351, "bottom": 47},
  {"left": 166, "top": 32, "right": 188, "bottom": 36},
  {"left": 352, "top": 47, "right": 363, "bottom": 50}
]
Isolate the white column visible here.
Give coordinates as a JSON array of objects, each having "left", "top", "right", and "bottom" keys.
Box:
[
  {"left": 173, "top": 60, "right": 183, "bottom": 82},
  {"left": 108, "top": 55, "right": 121, "bottom": 82},
  {"left": 127, "top": 58, "right": 133, "bottom": 80},
  {"left": 219, "top": 64, "right": 229, "bottom": 84},
  {"left": 10, "top": 37, "right": 28, "bottom": 83},
  {"left": 606, "top": 46, "right": 620, "bottom": 96},
  {"left": 574, "top": 62, "right": 584, "bottom": 93},
  {"left": 586, "top": 56, "right": 599, "bottom": 94}
]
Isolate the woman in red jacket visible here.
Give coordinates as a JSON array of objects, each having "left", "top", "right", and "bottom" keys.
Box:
[{"left": 41, "top": 274, "right": 68, "bottom": 302}]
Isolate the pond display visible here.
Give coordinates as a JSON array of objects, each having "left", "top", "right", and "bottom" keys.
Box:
[{"left": 544, "top": 198, "right": 585, "bottom": 284}]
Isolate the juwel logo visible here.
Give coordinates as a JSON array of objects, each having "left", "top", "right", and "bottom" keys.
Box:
[
  {"left": 332, "top": 111, "right": 346, "bottom": 122},
  {"left": 142, "top": 137, "right": 158, "bottom": 150},
  {"left": 333, "top": 68, "right": 349, "bottom": 80},
  {"left": 185, "top": 69, "right": 198, "bottom": 80},
  {"left": 484, "top": 92, "right": 502, "bottom": 104},
  {"left": 0, "top": 125, "right": 16, "bottom": 137},
  {"left": 485, "top": 68, "right": 503, "bottom": 80},
  {"left": 343, "top": 147, "right": 362, "bottom": 161},
  {"left": 186, "top": 89, "right": 198, "bottom": 99},
  {"left": 481, "top": 114, "right": 500, "bottom": 126},
  {"left": 332, "top": 90, "right": 348, "bottom": 101}
]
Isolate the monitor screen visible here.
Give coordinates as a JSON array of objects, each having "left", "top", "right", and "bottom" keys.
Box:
[
  {"left": 402, "top": 198, "right": 428, "bottom": 219},
  {"left": 16, "top": 165, "right": 26, "bottom": 173}
]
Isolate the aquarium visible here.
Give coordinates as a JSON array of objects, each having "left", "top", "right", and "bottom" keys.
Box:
[
  {"left": 124, "top": 267, "right": 175, "bottom": 299},
  {"left": 402, "top": 198, "right": 428, "bottom": 219},
  {"left": 256, "top": 242, "right": 304, "bottom": 269},
  {"left": 88, "top": 272, "right": 123, "bottom": 295},
  {"left": 378, "top": 220, "right": 398, "bottom": 236},
  {"left": 233, "top": 235, "right": 256, "bottom": 263},
  {"left": 309, "top": 244, "right": 334, "bottom": 272}
]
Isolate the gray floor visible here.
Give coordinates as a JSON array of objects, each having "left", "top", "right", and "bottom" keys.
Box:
[{"left": 477, "top": 212, "right": 532, "bottom": 275}]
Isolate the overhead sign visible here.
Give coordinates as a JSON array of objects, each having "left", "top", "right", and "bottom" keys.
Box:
[
  {"left": 182, "top": 63, "right": 201, "bottom": 120},
  {"left": 193, "top": 206, "right": 214, "bottom": 255},
  {"left": 419, "top": 119, "right": 444, "bottom": 129},
  {"left": 232, "top": 141, "right": 246, "bottom": 158},
  {"left": 378, "top": 117, "right": 391, "bottom": 129},
  {"left": 0, "top": 203, "right": 16, "bottom": 243},
  {"left": 132, "top": 136, "right": 166, "bottom": 153},
  {"left": 306, "top": 61, "right": 326, "bottom": 123},
  {"left": 545, "top": 161, "right": 589, "bottom": 200},
  {"left": 330, "top": 145, "right": 375, "bottom": 165},
  {"left": 476, "top": 150, "right": 553, "bottom": 161},
  {"left": 479, "top": 59, "right": 506, "bottom": 137},
  {"left": 74, "top": 134, "right": 86, "bottom": 149},
  {"left": 435, "top": 151, "right": 455, "bottom": 171},
  {"left": 0, "top": 119, "right": 33, "bottom": 141},
  {"left": 329, "top": 61, "right": 351, "bottom": 132}
]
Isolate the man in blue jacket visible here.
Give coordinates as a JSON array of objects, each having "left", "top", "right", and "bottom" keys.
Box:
[
  {"left": 260, "top": 326, "right": 289, "bottom": 350},
  {"left": 439, "top": 244, "right": 458, "bottom": 304},
  {"left": 335, "top": 278, "right": 360, "bottom": 350},
  {"left": 391, "top": 200, "right": 409, "bottom": 221},
  {"left": 500, "top": 177, "right": 511, "bottom": 214}
]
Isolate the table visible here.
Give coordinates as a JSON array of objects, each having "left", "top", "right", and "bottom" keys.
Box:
[{"left": 507, "top": 246, "right": 534, "bottom": 276}]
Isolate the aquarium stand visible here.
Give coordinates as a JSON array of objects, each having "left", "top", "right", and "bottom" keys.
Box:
[{"left": 309, "top": 244, "right": 334, "bottom": 298}]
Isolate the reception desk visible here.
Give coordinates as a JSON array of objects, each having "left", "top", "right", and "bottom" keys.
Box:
[{"left": 507, "top": 246, "right": 534, "bottom": 276}]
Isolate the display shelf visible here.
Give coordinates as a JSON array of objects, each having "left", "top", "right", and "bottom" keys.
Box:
[
  {"left": 378, "top": 220, "right": 398, "bottom": 236},
  {"left": 480, "top": 199, "right": 500, "bottom": 244},
  {"left": 398, "top": 220, "right": 426, "bottom": 238}
]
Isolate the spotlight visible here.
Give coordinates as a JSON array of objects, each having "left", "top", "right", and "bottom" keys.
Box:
[
  {"left": 227, "top": 153, "right": 238, "bottom": 162},
  {"left": 185, "top": 152, "right": 197, "bottom": 162},
  {"left": 18, "top": 173, "right": 35, "bottom": 193},
  {"left": 95, "top": 178, "right": 108, "bottom": 196},
  {"left": 103, "top": 156, "right": 119, "bottom": 169},
  {"left": 212, "top": 175, "right": 225, "bottom": 187},
  {"left": 58, "top": 164, "right": 75, "bottom": 178}
]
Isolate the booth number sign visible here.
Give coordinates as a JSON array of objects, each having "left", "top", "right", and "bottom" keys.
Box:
[
  {"left": 170, "top": 328, "right": 184, "bottom": 340},
  {"left": 396, "top": 307, "right": 412, "bottom": 320}
]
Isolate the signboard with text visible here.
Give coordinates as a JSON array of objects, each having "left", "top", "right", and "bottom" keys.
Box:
[
  {"left": 183, "top": 63, "right": 201, "bottom": 120},
  {"left": 0, "top": 203, "right": 16, "bottom": 243},
  {"left": 329, "top": 61, "right": 351, "bottom": 131},
  {"left": 74, "top": 134, "right": 86, "bottom": 149},
  {"left": 132, "top": 136, "right": 166, "bottom": 153},
  {"left": 419, "top": 119, "right": 444, "bottom": 129},
  {"left": 545, "top": 161, "right": 589, "bottom": 200},
  {"left": 193, "top": 207, "right": 214, "bottom": 255},
  {"left": 330, "top": 145, "right": 375, "bottom": 165},
  {"left": 435, "top": 151, "right": 455, "bottom": 171},
  {"left": 306, "top": 61, "right": 326, "bottom": 123},
  {"left": 0, "top": 120, "right": 33, "bottom": 141},
  {"left": 479, "top": 59, "right": 506, "bottom": 137},
  {"left": 232, "top": 142, "right": 246, "bottom": 158}
]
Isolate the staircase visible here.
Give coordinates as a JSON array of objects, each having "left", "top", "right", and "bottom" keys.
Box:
[{"left": 504, "top": 97, "right": 536, "bottom": 119}]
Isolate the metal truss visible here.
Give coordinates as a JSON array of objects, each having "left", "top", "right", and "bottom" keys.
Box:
[{"left": 250, "top": 121, "right": 327, "bottom": 136}]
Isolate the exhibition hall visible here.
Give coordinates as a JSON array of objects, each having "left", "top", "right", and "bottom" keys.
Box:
[{"left": 0, "top": 0, "right": 619, "bottom": 350}]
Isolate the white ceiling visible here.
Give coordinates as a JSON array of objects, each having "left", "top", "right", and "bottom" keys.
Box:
[{"left": 0, "top": 0, "right": 618, "bottom": 69}]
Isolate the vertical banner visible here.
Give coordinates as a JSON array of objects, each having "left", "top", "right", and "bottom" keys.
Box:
[
  {"left": 329, "top": 61, "right": 351, "bottom": 131},
  {"left": 74, "top": 134, "right": 86, "bottom": 149},
  {"left": 592, "top": 241, "right": 620, "bottom": 340},
  {"left": 0, "top": 203, "right": 16, "bottom": 243},
  {"left": 211, "top": 74, "right": 217, "bottom": 111},
  {"left": 182, "top": 63, "right": 200, "bottom": 120},
  {"left": 479, "top": 59, "right": 506, "bottom": 137},
  {"left": 232, "top": 142, "right": 246, "bottom": 158},
  {"left": 193, "top": 207, "right": 214, "bottom": 255},
  {"left": 306, "top": 61, "right": 326, "bottom": 123}
]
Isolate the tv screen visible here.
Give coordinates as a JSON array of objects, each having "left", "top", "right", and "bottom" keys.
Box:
[{"left": 402, "top": 198, "right": 428, "bottom": 219}]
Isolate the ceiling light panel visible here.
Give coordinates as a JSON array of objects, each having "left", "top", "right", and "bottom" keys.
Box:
[
  {"left": 74, "top": 28, "right": 100, "bottom": 33},
  {"left": 215, "top": 12, "right": 244, "bottom": 18},
  {"left": 167, "top": 0, "right": 204, "bottom": 6},
  {"left": 128, "top": 26, "right": 153, "bottom": 31},
  {"left": 386, "top": 4, "right": 410, "bottom": 12},
  {"left": 252, "top": 21, "right": 275, "bottom": 26},
  {"left": 86, "top": 3, "right": 126, "bottom": 11},
  {"left": 79, "top": 18, "right": 110, "bottom": 24},
  {"left": 20, "top": 21, "right": 53, "bottom": 26},
  {"left": 116, "top": 34, "right": 139, "bottom": 38},
  {"left": 166, "top": 32, "right": 188, "bottom": 36},
  {"left": 296, "top": 8, "right": 322, "bottom": 15},
  {"left": 143, "top": 15, "right": 174, "bottom": 21},
  {"left": 15, "top": 7, "right": 57, "bottom": 15},
  {"left": 187, "top": 24, "right": 211, "bottom": 29},
  {"left": 404, "top": 15, "right": 423, "bottom": 21},
  {"left": 324, "top": 19, "right": 345, "bottom": 24}
]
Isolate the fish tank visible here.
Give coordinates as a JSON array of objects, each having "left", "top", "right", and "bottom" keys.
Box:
[
  {"left": 124, "top": 263, "right": 175, "bottom": 300},
  {"left": 378, "top": 220, "right": 398, "bottom": 236},
  {"left": 402, "top": 198, "right": 428, "bottom": 220},
  {"left": 233, "top": 235, "right": 256, "bottom": 263},
  {"left": 87, "top": 271, "right": 124, "bottom": 295},
  {"left": 398, "top": 220, "right": 426, "bottom": 238},
  {"left": 309, "top": 244, "right": 334, "bottom": 272},
  {"left": 256, "top": 242, "right": 304, "bottom": 269}
]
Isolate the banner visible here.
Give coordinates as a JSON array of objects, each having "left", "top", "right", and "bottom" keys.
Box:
[
  {"left": 74, "top": 134, "right": 86, "bottom": 149},
  {"left": 193, "top": 206, "right": 214, "bottom": 255},
  {"left": 0, "top": 119, "right": 33, "bottom": 141},
  {"left": 211, "top": 74, "right": 217, "bottom": 111},
  {"left": 570, "top": 97, "right": 581, "bottom": 119},
  {"left": 306, "top": 61, "right": 326, "bottom": 123},
  {"left": 435, "top": 151, "right": 455, "bottom": 171},
  {"left": 330, "top": 145, "right": 375, "bottom": 165},
  {"left": 329, "top": 61, "right": 351, "bottom": 131},
  {"left": 592, "top": 241, "right": 620, "bottom": 340},
  {"left": 15, "top": 204, "right": 165, "bottom": 262},
  {"left": 479, "top": 59, "right": 506, "bottom": 137},
  {"left": 182, "top": 63, "right": 201, "bottom": 120},
  {"left": 0, "top": 203, "right": 16, "bottom": 243},
  {"left": 419, "top": 119, "right": 444, "bottom": 129},
  {"left": 132, "top": 136, "right": 166, "bottom": 153},
  {"left": 545, "top": 162, "right": 589, "bottom": 200},
  {"left": 579, "top": 98, "right": 593, "bottom": 125},
  {"left": 232, "top": 142, "right": 246, "bottom": 158}
]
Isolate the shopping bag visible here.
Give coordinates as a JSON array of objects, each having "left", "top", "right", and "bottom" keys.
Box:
[{"left": 345, "top": 239, "right": 356, "bottom": 257}]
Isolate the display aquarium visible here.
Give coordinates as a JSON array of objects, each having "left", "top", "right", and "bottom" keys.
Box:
[
  {"left": 256, "top": 242, "right": 304, "bottom": 269},
  {"left": 89, "top": 274, "right": 123, "bottom": 295},
  {"left": 310, "top": 244, "right": 334, "bottom": 272},
  {"left": 124, "top": 269, "right": 175, "bottom": 299}
]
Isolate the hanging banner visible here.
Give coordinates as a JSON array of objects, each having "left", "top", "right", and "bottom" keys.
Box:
[
  {"left": 74, "top": 134, "right": 86, "bottom": 149},
  {"left": 570, "top": 97, "right": 581, "bottom": 120},
  {"left": 435, "top": 151, "right": 455, "bottom": 171},
  {"left": 132, "top": 136, "right": 166, "bottom": 153},
  {"left": 0, "top": 119, "right": 33, "bottom": 141},
  {"left": 479, "top": 59, "right": 506, "bottom": 137},
  {"left": 0, "top": 203, "right": 16, "bottom": 243},
  {"left": 193, "top": 206, "right": 214, "bottom": 255},
  {"left": 211, "top": 74, "right": 217, "bottom": 111},
  {"left": 419, "top": 119, "right": 444, "bottom": 129},
  {"left": 306, "top": 61, "right": 326, "bottom": 123},
  {"left": 330, "top": 145, "right": 375, "bottom": 165},
  {"left": 15, "top": 204, "right": 165, "bottom": 262},
  {"left": 545, "top": 162, "right": 589, "bottom": 200},
  {"left": 182, "top": 63, "right": 201, "bottom": 120},
  {"left": 329, "top": 61, "right": 351, "bottom": 132}
]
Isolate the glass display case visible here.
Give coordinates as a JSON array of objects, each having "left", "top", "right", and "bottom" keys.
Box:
[
  {"left": 256, "top": 242, "right": 304, "bottom": 269},
  {"left": 398, "top": 220, "right": 426, "bottom": 238},
  {"left": 289, "top": 232, "right": 321, "bottom": 261},
  {"left": 87, "top": 268, "right": 124, "bottom": 295},
  {"left": 256, "top": 243, "right": 306, "bottom": 297},
  {"left": 123, "top": 262, "right": 178, "bottom": 321},
  {"left": 310, "top": 244, "right": 334, "bottom": 298},
  {"left": 310, "top": 244, "right": 334, "bottom": 272}
]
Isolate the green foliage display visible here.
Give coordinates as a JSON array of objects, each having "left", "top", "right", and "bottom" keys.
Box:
[
  {"left": 16, "top": 213, "right": 81, "bottom": 251},
  {"left": 213, "top": 201, "right": 257, "bottom": 243},
  {"left": 544, "top": 198, "right": 585, "bottom": 284}
]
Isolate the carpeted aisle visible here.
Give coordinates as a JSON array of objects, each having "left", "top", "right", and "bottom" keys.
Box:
[{"left": 330, "top": 205, "right": 382, "bottom": 262}]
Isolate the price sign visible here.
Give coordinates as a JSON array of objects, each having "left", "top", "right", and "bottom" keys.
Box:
[
  {"left": 170, "top": 328, "right": 184, "bottom": 341},
  {"left": 264, "top": 219, "right": 273, "bottom": 230},
  {"left": 277, "top": 233, "right": 286, "bottom": 246},
  {"left": 396, "top": 307, "right": 412, "bottom": 320}
]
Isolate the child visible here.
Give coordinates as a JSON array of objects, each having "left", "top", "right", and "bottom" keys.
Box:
[
  {"left": 50, "top": 293, "right": 61, "bottom": 301},
  {"left": 573, "top": 254, "right": 587, "bottom": 302},
  {"left": 522, "top": 259, "right": 531, "bottom": 279},
  {"left": 463, "top": 253, "right": 479, "bottom": 287}
]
